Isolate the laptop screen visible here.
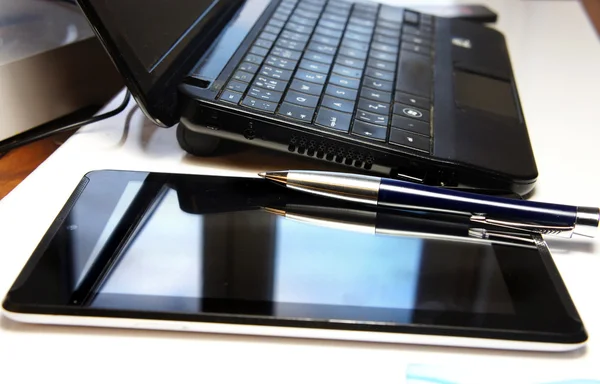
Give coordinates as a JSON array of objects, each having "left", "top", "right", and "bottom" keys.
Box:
[
  {"left": 89, "top": 0, "right": 221, "bottom": 72},
  {"left": 76, "top": 0, "right": 245, "bottom": 125}
]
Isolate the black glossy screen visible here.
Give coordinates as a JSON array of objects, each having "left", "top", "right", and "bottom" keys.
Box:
[
  {"left": 3, "top": 171, "right": 585, "bottom": 343},
  {"left": 91, "top": 0, "right": 221, "bottom": 71}
]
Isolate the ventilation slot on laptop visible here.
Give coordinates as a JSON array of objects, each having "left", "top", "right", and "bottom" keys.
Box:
[{"left": 288, "top": 136, "right": 374, "bottom": 170}]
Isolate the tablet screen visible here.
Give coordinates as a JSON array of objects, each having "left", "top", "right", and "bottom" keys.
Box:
[{"left": 4, "top": 171, "right": 585, "bottom": 343}]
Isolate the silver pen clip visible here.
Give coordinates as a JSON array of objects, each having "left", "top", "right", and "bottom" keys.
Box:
[
  {"left": 470, "top": 215, "right": 575, "bottom": 238},
  {"left": 468, "top": 228, "right": 537, "bottom": 244}
]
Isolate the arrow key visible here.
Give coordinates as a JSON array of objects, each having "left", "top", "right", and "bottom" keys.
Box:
[
  {"left": 356, "top": 109, "right": 388, "bottom": 126},
  {"left": 352, "top": 120, "right": 387, "bottom": 141},
  {"left": 277, "top": 102, "right": 315, "bottom": 123},
  {"left": 315, "top": 107, "right": 352, "bottom": 132}
]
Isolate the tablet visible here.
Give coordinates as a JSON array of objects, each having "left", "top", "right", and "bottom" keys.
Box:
[{"left": 1, "top": 170, "right": 587, "bottom": 352}]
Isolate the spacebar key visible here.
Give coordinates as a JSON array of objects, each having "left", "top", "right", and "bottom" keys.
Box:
[{"left": 395, "top": 51, "right": 432, "bottom": 99}]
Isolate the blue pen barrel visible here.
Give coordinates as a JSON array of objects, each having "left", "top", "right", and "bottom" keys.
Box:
[{"left": 378, "top": 179, "right": 578, "bottom": 227}]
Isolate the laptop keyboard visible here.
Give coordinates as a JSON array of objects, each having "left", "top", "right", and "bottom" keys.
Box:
[{"left": 219, "top": 0, "right": 434, "bottom": 154}]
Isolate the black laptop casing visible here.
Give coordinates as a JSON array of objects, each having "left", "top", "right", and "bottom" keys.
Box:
[{"left": 76, "top": 0, "right": 538, "bottom": 196}]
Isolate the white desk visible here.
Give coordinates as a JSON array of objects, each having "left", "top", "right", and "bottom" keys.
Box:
[{"left": 1, "top": 1, "right": 600, "bottom": 382}]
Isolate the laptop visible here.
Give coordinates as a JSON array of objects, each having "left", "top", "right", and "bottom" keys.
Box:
[{"left": 75, "top": 0, "right": 538, "bottom": 195}]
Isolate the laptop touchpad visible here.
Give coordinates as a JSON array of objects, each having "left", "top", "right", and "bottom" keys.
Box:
[{"left": 454, "top": 70, "right": 519, "bottom": 120}]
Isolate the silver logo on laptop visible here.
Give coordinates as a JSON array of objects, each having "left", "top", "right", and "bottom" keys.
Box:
[{"left": 452, "top": 37, "right": 472, "bottom": 49}]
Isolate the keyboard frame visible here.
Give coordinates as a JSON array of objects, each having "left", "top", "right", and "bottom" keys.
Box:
[{"left": 178, "top": 0, "right": 538, "bottom": 196}]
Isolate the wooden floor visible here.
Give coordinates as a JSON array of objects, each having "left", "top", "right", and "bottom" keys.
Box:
[{"left": 1, "top": 1, "right": 599, "bottom": 200}]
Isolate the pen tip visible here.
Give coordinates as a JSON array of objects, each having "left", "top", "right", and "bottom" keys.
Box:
[{"left": 258, "top": 171, "right": 289, "bottom": 184}]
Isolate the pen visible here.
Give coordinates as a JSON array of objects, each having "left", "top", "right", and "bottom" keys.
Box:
[{"left": 258, "top": 170, "right": 600, "bottom": 238}]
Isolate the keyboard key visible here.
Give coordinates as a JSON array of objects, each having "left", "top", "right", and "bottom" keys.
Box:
[
  {"left": 371, "top": 42, "right": 398, "bottom": 54},
  {"left": 276, "top": 38, "right": 307, "bottom": 51},
  {"left": 336, "top": 56, "right": 365, "bottom": 69},
  {"left": 299, "top": 59, "right": 330, "bottom": 74},
  {"left": 363, "top": 77, "right": 393, "bottom": 92},
  {"left": 324, "top": 4, "right": 349, "bottom": 14},
  {"left": 338, "top": 47, "right": 367, "bottom": 60},
  {"left": 254, "top": 38, "right": 274, "bottom": 49},
  {"left": 360, "top": 87, "right": 391, "bottom": 103},
  {"left": 259, "top": 65, "right": 293, "bottom": 80},
  {"left": 354, "top": 3, "right": 379, "bottom": 13},
  {"left": 358, "top": 99, "right": 390, "bottom": 115},
  {"left": 281, "top": 30, "right": 310, "bottom": 43},
  {"left": 341, "top": 38, "right": 369, "bottom": 52},
  {"left": 395, "top": 92, "right": 430, "bottom": 109},
  {"left": 365, "top": 67, "right": 394, "bottom": 81},
  {"left": 232, "top": 70, "right": 254, "bottom": 83},
  {"left": 379, "top": 5, "right": 405, "bottom": 22},
  {"left": 285, "top": 22, "right": 312, "bottom": 34},
  {"left": 322, "top": 13, "right": 347, "bottom": 23},
  {"left": 393, "top": 103, "right": 430, "bottom": 122},
  {"left": 266, "top": 55, "right": 297, "bottom": 70},
  {"left": 421, "top": 14, "right": 433, "bottom": 25},
  {"left": 403, "top": 25, "right": 432, "bottom": 38},
  {"left": 374, "top": 27, "right": 401, "bottom": 38},
  {"left": 284, "top": 90, "right": 319, "bottom": 108},
  {"left": 253, "top": 76, "right": 287, "bottom": 92},
  {"left": 277, "top": 102, "right": 315, "bottom": 122},
  {"left": 289, "top": 15, "right": 316, "bottom": 27},
  {"left": 389, "top": 128, "right": 430, "bottom": 153},
  {"left": 295, "top": 69, "right": 327, "bottom": 84},
  {"left": 295, "top": 8, "right": 320, "bottom": 19},
  {"left": 242, "top": 96, "right": 277, "bottom": 112},
  {"left": 373, "top": 34, "right": 398, "bottom": 45},
  {"left": 259, "top": 31, "right": 278, "bottom": 41},
  {"left": 352, "top": 120, "right": 387, "bottom": 141},
  {"left": 404, "top": 10, "right": 420, "bottom": 25},
  {"left": 247, "top": 86, "right": 283, "bottom": 103},
  {"left": 273, "top": 11, "right": 290, "bottom": 21},
  {"left": 321, "top": 95, "right": 355, "bottom": 113},
  {"left": 271, "top": 47, "right": 302, "bottom": 60},
  {"left": 264, "top": 25, "right": 282, "bottom": 35},
  {"left": 244, "top": 54, "right": 264, "bottom": 65},
  {"left": 401, "top": 42, "right": 431, "bottom": 56},
  {"left": 356, "top": 110, "right": 388, "bottom": 125},
  {"left": 239, "top": 62, "right": 259, "bottom": 74},
  {"left": 329, "top": 74, "right": 360, "bottom": 89},
  {"left": 367, "top": 58, "right": 395, "bottom": 72},
  {"left": 402, "top": 34, "right": 431, "bottom": 47},
  {"left": 369, "top": 50, "right": 396, "bottom": 62},
  {"left": 226, "top": 80, "right": 248, "bottom": 93},
  {"left": 377, "top": 20, "right": 401, "bottom": 31},
  {"left": 348, "top": 17, "right": 375, "bottom": 28},
  {"left": 308, "top": 42, "right": 337, "bottom": 55},
  {"left": 395, "top": 51, "right": 432, "bottom": 98},
  {"left": 298, "top": 1, "right": 324, "bottom": 11},
  {"left": 325, "top": 84, "right": 358, "bottom": 100},
  {"left": 315, "top": 26, "right": 343, "bottom": 39},
  {"left": 312, "top": 34, "right": 340, "bottom": 46},
  {"left": 219, "top": 90, "right": 243, "bottom": 104},
  {"left": 315, "top": 107, "right": 352, "bottom": 132},
  {"left": 332, "top": 64, "right": 362, "bottom": 78},
  {"left": 391, "top": 115, "right": 430, "bottom": 136},
  {"left": 303, "top": 51, "right": 333, "bottom": 65},
  {"left": 268, "top": 19, "right": 285, "bottom": 28},
  {"left": 347, "top": 24, "right": 373, "bottom": 35},
  {"left": 343, "top": 31, "right": 370, "bottom": 43},
  {"left": 289, "top": 79, "right": 323, "bottom": 96},
  {"left": 319, "top": 20, "right": 345, "bottom": 31}
]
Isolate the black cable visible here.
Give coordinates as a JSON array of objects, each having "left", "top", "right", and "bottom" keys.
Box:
[{"left": 0, "top": 91, "right": 131, "bottom": 156}]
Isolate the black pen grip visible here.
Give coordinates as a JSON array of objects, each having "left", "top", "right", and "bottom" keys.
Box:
[{"left": 378, "top": 178, "right": 577, "bottom": 227}]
